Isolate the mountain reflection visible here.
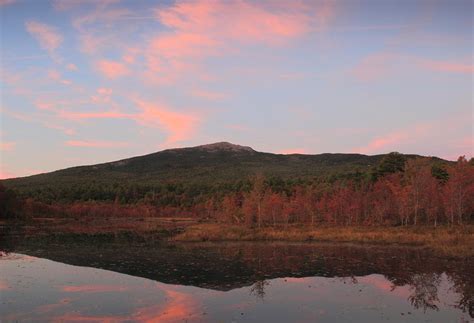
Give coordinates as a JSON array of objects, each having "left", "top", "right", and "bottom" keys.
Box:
[{"left": 3, "top": 238, "right": 474, "bottom": 319}]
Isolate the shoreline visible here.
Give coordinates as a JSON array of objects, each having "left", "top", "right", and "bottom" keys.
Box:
[
  {"left": 2, "top": 219, "right": 473, "bottom": 258},
  {"left": 172, "top": 223, "right": 474, "bottom": 258}
]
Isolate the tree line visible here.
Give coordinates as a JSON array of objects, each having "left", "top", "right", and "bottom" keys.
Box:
[
  {"left": 1, "top": 154, "right": 473, "bottom": 226},
  {"left": 209, "top": 156, "right": 473, "bottom": 227}
]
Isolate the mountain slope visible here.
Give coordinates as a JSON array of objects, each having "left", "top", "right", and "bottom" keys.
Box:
[{"left": 1, "top": 142, "right": 442, "bottom": 201}]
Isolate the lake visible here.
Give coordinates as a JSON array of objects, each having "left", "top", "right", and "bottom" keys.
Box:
[{"left": 1, "top": 239, "right": 473, "bottom": 322}]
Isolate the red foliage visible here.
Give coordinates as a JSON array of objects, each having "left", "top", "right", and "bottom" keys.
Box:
[{"left": 14, "top": 157, "right": 474, "bottom": 228}]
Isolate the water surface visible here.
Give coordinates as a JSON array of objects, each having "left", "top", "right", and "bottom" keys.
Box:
[{"left": 1, "top": 240, "right": 473, "bottom": 322}]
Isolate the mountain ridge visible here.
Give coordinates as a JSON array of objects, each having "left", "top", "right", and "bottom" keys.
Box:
[
  {"left": 5, "top": 141, "right": 394, "bottom": 180},
  {"left": 1, "top": 142, "right": 447, "bottom": 202}
]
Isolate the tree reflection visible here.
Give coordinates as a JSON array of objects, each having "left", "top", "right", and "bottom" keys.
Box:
[
  {"left": 449, "top": 272, "right": 474, "bottom": 318},
  {"left": 4, "top": 238, "right": 474, "bottom": 318},
  {"left": 250, "top": 280, "right": 270, "bottom": 301},
  {"left": 407, "top": 273, "right": 441, "bottom": 312}
]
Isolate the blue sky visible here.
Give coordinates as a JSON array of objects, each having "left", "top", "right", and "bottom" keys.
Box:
[{"left": 0, "top": 0, "right": 472, "bottom": 178}]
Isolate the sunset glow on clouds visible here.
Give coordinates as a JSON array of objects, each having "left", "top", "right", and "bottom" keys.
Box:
[{"left": 0, "top": 0, "right": 472, "bottom": 178}]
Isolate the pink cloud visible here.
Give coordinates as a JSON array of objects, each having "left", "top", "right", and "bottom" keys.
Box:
[
  {"left": 134, "top": 99, "right": 201, "bottom": 145},
  {"left": 90, "top": 87, "right": 113, "bottom": 103},
  {"left": 25, "top": 21, "right": 63, "bottom": 57},
  {"left": 47, "top": 70, "right": 61, "bottom": 80},
  {"left": 190, "top": 89, "right": 227, "bottom": 101},
  {"left": 352, "top": 53, "right": 399, "bottom": 82},
  {"left": 145, "top": 1, "right": 335, "bottom": 83},
  {"left": 0, "top": 0, "right": 16, "bottom": 6},
  {"left": 5, "top": 108, "right": 76, "bottom": 136},
  {"left": 121, "top": 48, "right": 141, "bottom": 64},
  {"left": 417, "top": 59, "right": 474, "bottom": 74},
  {"left": 60, "top": 111, "right": 130, "bottom": 121},
  {"left": 66, "top": 63, "right": 78, "bottom": 71},
  {"left": 47, "top": 69, "right": 72, "bottom": 85},
  {"left": 73, "top": 6, "right": 133, "bottom": 30},
  {"left": 353, "top": 53, "right": 472, "bottom": 82},
  {"left": 1, "top": 141, "right": 16, "bottom": 151},
  {"left": 70, "top": 3, "right": 147, "bottom": 55},
  {"left": 97, "top": 88, "right": 113, "bottom": 95},
  {"left": 79, "top": 33, "right": 105, "bottom": 55},
  {"left": 150, "top": 32, "right": 217, "bottom": 60},
  {"left": 354, "top": 133, "right": 405, "bottom": 154},
  {"left": 65, "top": 140, "right": 130, "bottom": 148},
  {"left": 349, "top": 113, "right": 473, "bottom": 158},
  {"left": 353, "top": 124, "right": 432, "bottom": 155},
  {"left": 156, "top": 1, "right": 319, "bottom": 44},
  {"left": 97, "top": 60, "right": 129, "bottom": 79},
  {"left": 145, "top": 32, "right": 216, "bottom": 83},
  {"left": 49, "top": 93, "right": 202, "bottom": 146}
]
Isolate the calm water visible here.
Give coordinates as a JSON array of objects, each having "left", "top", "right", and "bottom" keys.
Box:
[{"left": 0, "top": 240, "right": 473, "bottom": 322}]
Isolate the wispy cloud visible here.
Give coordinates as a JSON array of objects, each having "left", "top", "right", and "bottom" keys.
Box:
[
  {"left": 0, "top": 0, "right": 16, "bottom": 7},
  {"left": 190, "top": 89, "right": 228, "bottom": 101},
  {"left": 0, "top": 141, "right": 16, "bottom": 151},
  {"left": 66, "top": 63, "right": 79, "bottom": 71},
  {"left": 4, "top": 107, "right": 76, "bottom": 136},
  {"left": 156, "top": 1, "right": 317, "bottom": 43},
  {"left": 25, "top": 21, "right": 63, "bottom": 60},
  {"left": 352, "top": 53, "right": 473, "bottom": 82},
  {"left": 47, "top": 69, "right": 72, "bottom": 85},
  {"left": 352, "top": 53, "right": 399, "bottom": 82},
  {"left": 352, "top": 114, "right": 472, "bottom": 159},
  {"left": 52, "top": 95, "right": 202, "bottom": 146},
  {"left": 90, "top": 87, "right": 113, "bottom": 103},
  {"left": 97, "top": 60, "right": 129, "bottom": 79},
  {"left": 417, "top": 59, "right": 473, "bottom": 74},
  {"left": 145, "top": 0, "right": 335, "bottom": 84},
  {"left": 134, "top": 99, "right": 201, "bottom": 146}
]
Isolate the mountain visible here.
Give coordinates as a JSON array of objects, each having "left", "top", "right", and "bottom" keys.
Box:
[{"left": 1, "top": 142, "right": 442, "bottom": 201}]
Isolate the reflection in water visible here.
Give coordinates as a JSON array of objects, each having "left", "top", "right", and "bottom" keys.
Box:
[
  {"left": 250, "top": 280, "right": 270, "bottom": 301},
  {"left": 1, "top": 240, "right": 473, "bottom": 322},
  {"left": 408, "top": 273, "right": 441, "bottom": 312}
]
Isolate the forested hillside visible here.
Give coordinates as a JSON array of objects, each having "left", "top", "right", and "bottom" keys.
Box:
[
  {"left": 2, "top": 142, "right": 434, "bottom": 204},
  {"left": 2, "top": 142, "right": 472, "bottom": 227}
]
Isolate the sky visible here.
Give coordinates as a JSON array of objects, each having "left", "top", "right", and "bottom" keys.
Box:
[{"left": 0, "top": 0, "right": 473, "bottom": 178}]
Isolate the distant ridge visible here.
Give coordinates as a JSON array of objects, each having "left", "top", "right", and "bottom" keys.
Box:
[{"left": 2, "top": 142, "right": 446, "bottom": 199}]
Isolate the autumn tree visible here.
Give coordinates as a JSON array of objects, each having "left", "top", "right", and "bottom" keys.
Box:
[
  {"left": 443, "top": 156, "right": 474, "bottom": 225},
  {"left": 221, "top": 193, "right": 243, "bottom": 224},
  {"left": 261, "top": 192, "right": 284, "bottom": 226},
  {"left": 404, "top": 158, "right": 433, "bottom": 225}
]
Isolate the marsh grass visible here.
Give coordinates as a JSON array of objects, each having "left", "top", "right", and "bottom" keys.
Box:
[{"left": 173, "top": 224, "right": 474, "bottom": 257}]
